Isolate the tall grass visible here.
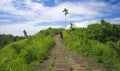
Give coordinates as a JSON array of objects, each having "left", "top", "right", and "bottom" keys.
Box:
[
  {"left": 0, "top": 30, "right": 55, "bottom": 71},
  {"left": 63, "top": 28, "right": 120, "bottom": 71}
]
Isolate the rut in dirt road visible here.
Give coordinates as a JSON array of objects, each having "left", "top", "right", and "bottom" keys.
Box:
[{"left": 39, "top": 34, "right": 103, "bottom": 71}]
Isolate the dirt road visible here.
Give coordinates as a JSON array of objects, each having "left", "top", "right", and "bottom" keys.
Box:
[{"left": 39, "top": 34, "right": 103, "bottom": 71}]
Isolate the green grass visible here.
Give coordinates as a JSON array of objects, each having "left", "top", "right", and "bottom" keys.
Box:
[
  {"left": 0, "top": 29, "right": 55, "bottom": 71},
  {"left": 63, "top": 28, "right": 120, "bottom": 71}
]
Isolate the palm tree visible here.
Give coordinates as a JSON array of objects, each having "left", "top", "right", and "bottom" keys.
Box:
[{"left": 62, "top": 8, "right": 69, "bottom": 28}]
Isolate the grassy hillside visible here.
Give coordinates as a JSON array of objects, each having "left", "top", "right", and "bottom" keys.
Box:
[
  {"left": 0, "top": 28, "right": 64, "bottom": 71},
  {"left": 63, "top": 20, "right": 120, "bottom": 71},
  {"left": 0, "top": 20, "right": 119, "bottom": 71}
]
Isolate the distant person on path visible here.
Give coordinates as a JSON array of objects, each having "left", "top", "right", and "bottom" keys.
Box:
[
  {"left": 59, "top": 32, "right": 63, "bottom": 43},
  {"left": 60, "top": 32, "right": 63, "bottom": 39}
]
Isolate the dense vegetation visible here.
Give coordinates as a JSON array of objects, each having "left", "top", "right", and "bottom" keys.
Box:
[
  {"left": 63, "top": 20, "right": 120, "bottom": 71},
  {"left": 0, "top": 28, "right": 64, "bottom": 71},
  {"left": 0, "top": 34, "right": 24, "bottom": 49},
  {"left": 0, "top": 19, "right": 120, "bottom": 71}
]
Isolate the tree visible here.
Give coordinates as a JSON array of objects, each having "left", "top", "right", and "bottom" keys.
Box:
[
  {"left": 0, "top": 34, "right": 24, "bottom": 49},
  {"left": 70, "top": 23, "right": 75, "bottom": 31},
  {"left": 101, "top": 19, "right": 110, "bottom": 26},
  {"left": 101, "top": 19, "right": 105, "bottom": 24},
  {"left": 23, "top": 30, "right": 27, "bottom": 38},
  {"left": 62, "top": 8, "right": 69, "bottom": 28}
]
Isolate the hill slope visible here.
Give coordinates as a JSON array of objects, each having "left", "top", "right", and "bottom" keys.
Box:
[
  {"left": 0, "top": 28, "right": 64, "bottom": 71},
  {"left": 63, "top": 20, "right": 120, "bottom": 71},
  {"left": 0, "top": 20, "right": 120, "bottom": 71}
]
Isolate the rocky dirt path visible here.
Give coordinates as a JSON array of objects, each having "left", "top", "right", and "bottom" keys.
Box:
[{"left": 39, "top": 34, "right": 104, "bottom": 71}]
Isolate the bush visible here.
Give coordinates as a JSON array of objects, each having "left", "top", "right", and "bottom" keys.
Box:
[{"left": 63, "top": 23, "right": 120, "bottom": 70}]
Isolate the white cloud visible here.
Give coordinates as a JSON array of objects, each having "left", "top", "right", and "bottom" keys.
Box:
[
  {"left": 106, "top": 18, "right": 120, "bottom": 24},
  {"left": 0, "top": 0, "right": 109, "bottom": 21},
  {"left": 66, "top": 20, "right": 98, "bottom": 29},
  {"left": 0, "top": 0, "right": 120, "bottom": 35},
  {"left": 66, "top": 17, "right": 120, "bottom": 29},
  {"left": 113, "top": 18, "right": 120, "bottom": 21},
  {"left": 0, "top": 21, "right": 62, "bottom": 36},
  {"left": 0, "top": 19, "right": 11, "bottom": 22}
]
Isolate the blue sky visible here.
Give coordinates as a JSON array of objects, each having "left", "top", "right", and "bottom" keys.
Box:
[{"left": 0, "top": 0, "right": 120, "bottom": 36}]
